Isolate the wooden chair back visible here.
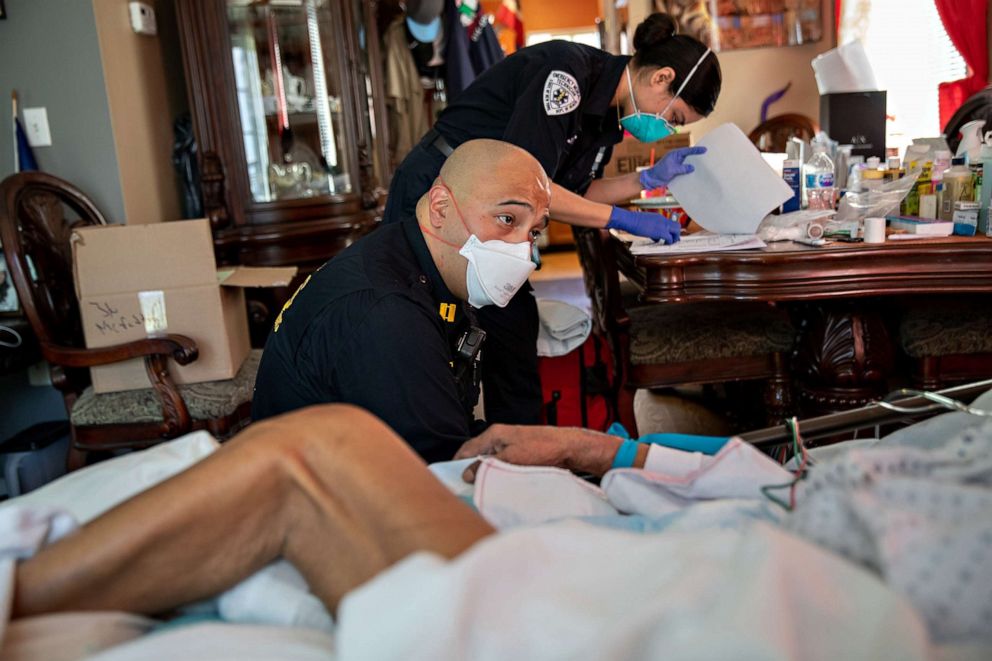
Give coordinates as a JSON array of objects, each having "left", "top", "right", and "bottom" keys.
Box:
[
  {"left": 0, "top": 172, "right": 107, "bottom": 357},
  {"left": 571, "top": 227, "right": 630, "bottom": 339},
  {"left": 748, "top": 114, "right": 819, "bottom": 152}
]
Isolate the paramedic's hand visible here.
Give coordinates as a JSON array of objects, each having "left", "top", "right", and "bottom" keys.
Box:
[
  {"left": 639, "top": 146, "right": 706, "bottom": 189},
  {"left": 606, "top": 207, "right": 681, "bottom": 244},
  {"left": 454, "top": 425, "right": 622, "bottom": 483}
]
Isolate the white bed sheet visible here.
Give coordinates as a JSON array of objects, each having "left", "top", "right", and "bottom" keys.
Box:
[
  {"left": 3, "top": 397, "right": 992, "bottom": 659},
  {"left": 339, "top": 519, "right": 929, "bottom": 661}
]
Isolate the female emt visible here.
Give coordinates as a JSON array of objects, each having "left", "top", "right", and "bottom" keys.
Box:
[{"left": 383, "top": 12, "right": 722, "bottom": 425}]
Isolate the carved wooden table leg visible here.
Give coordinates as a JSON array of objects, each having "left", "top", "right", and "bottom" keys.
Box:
[
  {"left": 794, "top": 302, "right": 896, "bottom": 416},
  {"left": 763, "top": 351, "right": 793, "bottom": 426}
]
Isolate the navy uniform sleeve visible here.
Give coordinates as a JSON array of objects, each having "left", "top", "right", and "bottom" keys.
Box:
[
  {"left": 502, "top": 61, "right": 586, "bottom": 178},
  {"left": 313, "top": 294, "right": 471, "bottom": 463}
]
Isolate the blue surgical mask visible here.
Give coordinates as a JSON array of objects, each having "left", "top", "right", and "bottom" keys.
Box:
[
  {"left": 406, "top": 15, "right": 441, "bottom": 43},
  {"left": 619, "top": 48, "right": 712, "bottom": 143}
]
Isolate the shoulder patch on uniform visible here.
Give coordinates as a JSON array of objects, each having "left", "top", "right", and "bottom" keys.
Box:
[
  {"left": 273, "top": 273, "right": 312, "bottom": 333},
  {"left": 542, "top": 70, "right": 581, "bottom": 116}
]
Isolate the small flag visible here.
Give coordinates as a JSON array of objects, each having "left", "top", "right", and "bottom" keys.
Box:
[
  {"left": 11, "top": 90, "right": 38, "bottom": 172},
  {"left": 14, "top": 117, "right": 38, "bottom": 172}
]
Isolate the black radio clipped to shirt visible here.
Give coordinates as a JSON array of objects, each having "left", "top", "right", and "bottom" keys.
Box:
[
  {"left": 451, "top": 323, "right": 485, "bottom": 426},
  {"left": 453, "top": 303, "right": 486, "bottom": 393},
  {"left": 454, "top": 325, "right": 486, "bottom": 390}
]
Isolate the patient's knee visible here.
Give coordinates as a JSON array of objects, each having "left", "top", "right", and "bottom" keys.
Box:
[
  {"left": 247, "top": 404, "right": 409, "bottom": 475},
  {"left": 288, "top": 404, "right": 398, "bottom": 449},
  {"left": 298, "top": 404, "right": 409, "bottom": 458}
]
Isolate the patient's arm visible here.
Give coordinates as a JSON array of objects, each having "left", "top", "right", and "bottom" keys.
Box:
[
  {"left": 13, "top": 405, "right": 494, "bottom": 619},
  {"left": 454, "top": 424, "right": 649, "bottom": 482}
]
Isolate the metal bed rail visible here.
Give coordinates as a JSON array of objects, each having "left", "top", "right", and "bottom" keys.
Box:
[{"left": 740, "top": 379, "right": 992, "bottom": 449}]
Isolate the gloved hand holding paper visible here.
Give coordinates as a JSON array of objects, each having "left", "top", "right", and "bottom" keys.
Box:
[{"left": 667, "top": 123, "right": 794, "bottom": 234}]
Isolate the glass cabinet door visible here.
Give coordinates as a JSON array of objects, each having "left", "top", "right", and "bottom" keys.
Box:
[
  {"left": 227, "top": 0, "right": 353, "bottom": 203},
  {"left": 349, "top": 0, "right": 390, "bottom": 191}
]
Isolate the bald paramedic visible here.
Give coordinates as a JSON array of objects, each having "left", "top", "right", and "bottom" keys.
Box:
[{"left": 252, "top": 139, "right": 552, "bottom": 462}]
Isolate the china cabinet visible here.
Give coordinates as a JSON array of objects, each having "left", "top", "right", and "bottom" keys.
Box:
[{"left": 175, "top": 0, "right": 391, "bottom": 341}]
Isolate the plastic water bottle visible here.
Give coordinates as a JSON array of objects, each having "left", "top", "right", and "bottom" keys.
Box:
[{"left": 805, "top": 144, "right": 836, "bottom": 210}]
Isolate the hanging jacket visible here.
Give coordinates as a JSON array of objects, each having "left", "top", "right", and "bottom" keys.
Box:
[
  {"left": 443, "top": 0, "right": 505, "bottom": 100},
  {"left": 384, "top": 16, "right": 431, "bottom": 165}
]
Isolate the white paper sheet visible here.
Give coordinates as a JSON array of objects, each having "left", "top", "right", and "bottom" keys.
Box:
[
  {"left": 630, "top": 231, "right": 765, "bottom": 255},
  {"left": 811, "top": 39, "right": 879, "bottom": 94},
  {"left": 667, "top": 124, "right": 794, "bottom": 234}
]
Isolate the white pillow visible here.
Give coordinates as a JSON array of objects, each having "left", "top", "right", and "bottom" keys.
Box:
[{"left": 0, "top": 431, "right": 220, "bottom": 524}]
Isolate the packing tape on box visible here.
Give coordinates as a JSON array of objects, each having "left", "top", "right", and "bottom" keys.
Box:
[{"left": 138, "top": 290, "right": 168, "bottom": 335}]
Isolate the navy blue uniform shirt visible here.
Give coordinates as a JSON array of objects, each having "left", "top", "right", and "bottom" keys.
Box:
[
  {"left": 434, "top": 40, "right": 629, "bottom": 194},
  {"left": 375, "top": 41, "right": 629, "bottom": 427},
  {"left": 252, "top": 220, "right": 479, "bottom": 463}
]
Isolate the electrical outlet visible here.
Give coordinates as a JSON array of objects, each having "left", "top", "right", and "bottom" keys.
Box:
[
  {"left": 27, "top": 361, "right": 52, "bottom": 387},
  {"left": 22, "top": 107, "right": 52, "bottom": 147}
]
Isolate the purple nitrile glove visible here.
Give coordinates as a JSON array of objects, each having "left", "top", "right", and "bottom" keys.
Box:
[
  {"left": 607, "top": 206, "right": 681, "bottom": 244},
  {"left": 638, "top": 146, "right": 707, "bottom": 190}
]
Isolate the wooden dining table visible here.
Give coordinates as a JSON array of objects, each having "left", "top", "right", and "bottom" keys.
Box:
[{"left": 613, "top": 234, "right": 992, "bottom": 413}]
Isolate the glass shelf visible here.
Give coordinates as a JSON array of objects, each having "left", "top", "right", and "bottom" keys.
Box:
[{"left": 227, "top": 0, "right": 352, "bottom": 203}]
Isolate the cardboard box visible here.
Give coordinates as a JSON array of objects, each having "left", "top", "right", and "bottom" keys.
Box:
[
  {"left": 72, "top": 219, "right": 296, "bottom": 393},
  {"left": 819, "top": 91, "right": 887, "bottom": 160},
  {"left": 601, "top": 133, "right": 692, "bottom": 179}
]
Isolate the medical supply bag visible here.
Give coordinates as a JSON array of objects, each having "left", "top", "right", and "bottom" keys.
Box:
[{"left": 538, "top": 334, "right": 613, "bottom": 431}]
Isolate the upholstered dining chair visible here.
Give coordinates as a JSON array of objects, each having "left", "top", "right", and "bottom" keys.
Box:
[
  {"left": 898, "top": 297, "right": 992, "bottom": 391},
  {"left": 748, "top": 114, "right": 820, "bottom": 153},
  {"left": 896, "top": 80, "right": 992, "bottom": 387},
  {"left": 0, "top": 172, "right": 259, "bottom": 469},
  {"left": 573, "top": 227, "right": 796, "bottom": 436}
]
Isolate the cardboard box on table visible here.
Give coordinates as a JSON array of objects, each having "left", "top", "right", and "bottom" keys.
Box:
[
  {"left": 72, "top": 219, "right": 296, "bottom": 394},
  {"left": 600, "top": 133, "right": 692, "bottom": 179}
]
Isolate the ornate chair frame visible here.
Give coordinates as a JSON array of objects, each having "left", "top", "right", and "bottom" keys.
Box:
[
  {"left": 0, "top": 172, "right": 247, "bottom": 467},
  {"left": 573, "top": 227, "right": 792, "bottom": 435}
]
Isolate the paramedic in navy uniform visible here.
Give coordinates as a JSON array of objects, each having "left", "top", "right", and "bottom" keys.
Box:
[{"left": 383, "top": 12, "right": 722, "bottom": 425}]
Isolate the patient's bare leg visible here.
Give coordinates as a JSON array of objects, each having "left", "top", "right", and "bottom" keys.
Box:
[{"left": 13, "top": 404, "right": 493, "bottom": 618}]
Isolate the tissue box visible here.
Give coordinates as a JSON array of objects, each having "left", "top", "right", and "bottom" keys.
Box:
[
  {"left": 72, "top": 219, "right": 297, "bottom": 393},
  {"left": 819, "top": 91, "right": 886, "bottom": 159}
]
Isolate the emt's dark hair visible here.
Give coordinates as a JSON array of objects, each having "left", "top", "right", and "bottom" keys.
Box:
[{"left": 632, "top": 12, "right": 721, "bottom": 116}]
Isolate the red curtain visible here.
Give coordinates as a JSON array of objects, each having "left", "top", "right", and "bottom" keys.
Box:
[
  {"left": 934, "top": 0, "right": 989, "bottom": 129},
  {"left": 835, "top": 0, "right": 843, "bottom": 41}
]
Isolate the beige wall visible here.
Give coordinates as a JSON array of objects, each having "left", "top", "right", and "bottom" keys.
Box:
[
  {"left": 576, "top": 0, "right": 837, "bottom": 141},
  {"left": 688, "top": 0, "right": 836, "bottom": 140},
  {"left": 92, "top": 0, "right": 184, "bottom": 224}
]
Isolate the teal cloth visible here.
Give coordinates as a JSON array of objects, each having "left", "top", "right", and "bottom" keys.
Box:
[
  {"left": 608, "top": 423, "right": 730, "bottom": 456},
  {"left": 152, "top": 611, "right": 223, "bottom": 634}
]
